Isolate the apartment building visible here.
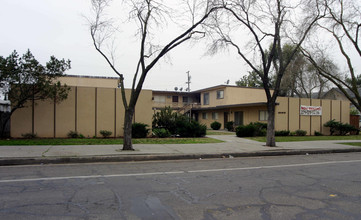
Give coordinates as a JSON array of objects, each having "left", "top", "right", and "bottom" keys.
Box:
[{"left": 10, "top": 75, "right": 350, "bottom": 137}]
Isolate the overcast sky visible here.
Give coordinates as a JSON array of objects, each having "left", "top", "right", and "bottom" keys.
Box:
[
  {"left": 0, "top": 0, "right": 248, "bottom": 91},
  {"left": 1, "top": 0, "right": 359, "bottom": 92}
]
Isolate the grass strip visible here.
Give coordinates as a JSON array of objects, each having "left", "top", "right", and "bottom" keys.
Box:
[
  {"left": 0, "top": 137, "right": 223, "bottom": 146},
  {"left": 339, "top": 142, "right": 361, "bottom": 147},
  {"left": 206, "top": 131, "right": 235, "bottom": 135},
  {"left": 247, "top": 135, "right": 361, "bottom": 142}
]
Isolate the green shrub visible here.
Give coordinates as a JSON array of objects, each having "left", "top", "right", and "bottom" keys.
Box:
[
  {"left": 211, "top": 121, "right": 222, "bottom": 130},
  {"left": 79, "top": 134, "right": 85, "bottom": 138},
  {"left": 275, "top": 130, "right": 290, "bottom": 136},
  {"left": 152, "top": 106, "right": 178, "bottom": 134},
  {"left": 225, "top": 121, "right": 234, "bottom": 131},
  {"left": 258, "top": 128, "right": 267, "bottom": 136},
  {"left": 100, "top": 130, "right": 112, "bottom": 138},
  {"left": 176, "top": 118, "right": 206, "bottom": 137},
  {"left": 236, "top": 124, "right": 256, "bottom": 137},
  {"left": 252, "top": 122, "right": 267, "bottom": 136},
  {"left": 295, "top": 129, "right": 307, "bottom": 136},
  {"left": 132, "top": 123, "right": 149, "bottom": 138},
  {"left": 338, "top": 123, "right": 358, "bottom": 135},
  {"left": 324, "top": 119, "right": 341, "bottom": 135},
  {"left": 67, "top": 130, "right": 79, "bottom": 138},
  {"left": 253, "top": 122, "right": 267, "bottom": 130},
  {"left": 153, "top": 128, "right": 171, "bottom": 138},
  {"left": 324, "top": 119, "right": 358, "bottom": 135},
  {"left": 21, "top": 133, "right": 37, "bottom": 139},
  {"left": 314, "top": 131, "right": 323, "bottom": 136}
]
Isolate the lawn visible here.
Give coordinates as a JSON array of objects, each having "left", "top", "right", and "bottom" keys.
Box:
[
  {"left": 206, "top": 130, "right": 235, "bottom": 135},
  {"left": 340, "top": 142, "right": 361, "bottom": 147},
  {"left": 247, "top": 135, "right": 361, "bottom": 142},
  {"left": 0, "top": 137, "right": 223, "bottom": 146}
]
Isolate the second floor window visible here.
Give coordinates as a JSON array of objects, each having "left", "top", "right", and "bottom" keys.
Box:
[
  {"left": 183, "top": 96, "right": 188, "bottom": 103},
  {"left": 153, "top": 95, "right": 166, "bottom": 103},
  {"left": 172, "top": 96, "right": 179, "bottom": 102},
  {"left": 217, "top": 90, "right": 224, "bottom": 99},
  {"left": 203, "top": 93, "right": 209, "bottom": 105}
]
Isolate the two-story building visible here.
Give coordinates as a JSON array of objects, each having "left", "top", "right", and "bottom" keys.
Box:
[
  {"left": 154, "top": 85, "right": 350, "bottom": 135},
  {"left": 9, "top": 75, "right": 351, "bottom": 137}
]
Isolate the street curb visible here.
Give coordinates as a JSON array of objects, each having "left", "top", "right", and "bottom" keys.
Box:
[{"left": 1, "top": 148, "right": 361, "bottom": 166}]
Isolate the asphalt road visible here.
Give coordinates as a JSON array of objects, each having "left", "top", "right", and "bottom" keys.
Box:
[{"left": 1, "top": 153, "right": 361, "bottom": 220}]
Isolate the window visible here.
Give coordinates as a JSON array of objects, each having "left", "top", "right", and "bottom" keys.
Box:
[
  {"left": 203, "top": 93, "right": 209, "bottom": 105},
  {"left": 217, "top": 90, "right": 224, "bottom": 99},
  {"left": 172, "top": 96, "right": 179, "bottom": 102},
  {"left": 259, "top": 110, "right": 268, "bottom": 121},
  {"left": 183, "top": 96, "right": 188, "bottom": 103},
  {"left": 202, "top": 112, "right": 208, "bottom": 119},
  {"left": 234, "top": 111, "right": 243, "bottom": 126},
  {"left": 153, "top": 95, "right": 166, "bottom": 103},
  {"left": 212, "top": 112, "right": 218, "bottom": 120}
]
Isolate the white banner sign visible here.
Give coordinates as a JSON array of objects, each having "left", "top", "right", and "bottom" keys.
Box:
[{"left": 300, "top": 105, "right": 322, "bottom": 116}]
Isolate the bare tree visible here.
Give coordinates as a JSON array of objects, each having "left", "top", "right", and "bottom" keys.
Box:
[
  {"left": 89, "top": 0, "right": 220, "bottom": 150},
  {"left": 302, "top": 0, "right": 361, "bottom": 111},
  {"left": 207, "top": 0, "right": 324, "bottom": 146}
]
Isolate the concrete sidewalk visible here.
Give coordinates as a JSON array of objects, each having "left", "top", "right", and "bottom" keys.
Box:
[{"left": 1, "top": 135, "right": 361, "bottom": 165}]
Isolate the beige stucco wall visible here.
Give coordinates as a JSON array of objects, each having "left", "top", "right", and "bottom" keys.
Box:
[
  {"left": 56, "top": 87, "right": 76, "bottom": 137},
  {"left": 10, "top": 103, "right": 32, "bottom": 138},
  {"left": 11, "top": 86, "right": 152, "bottom": 138},
  {"left": 34, "top": 99, "right": 54, "bottom": 138},
  {"left": 198, "top": 96, "right": 350, "bottom": 135},
  {"left": 198, "top": 106, "right": 268, "bottom": 129},
  {"left": 225, "top": 87, "right": 268, "bottom": 105},
  {"left": 200, "top": 87, "right": 268, "bottom": 107},
  {"left": 97, "top": 88, "right": 116, "bottom": 137},
  {"left": 59, "top": 76, "right": 119, "bottom": 88},
  {"left": 275, "top": 97, "right": 288, "bottom": 131},
  {"left": 273, "top": 97, "right": 349, "bottom": 135}
]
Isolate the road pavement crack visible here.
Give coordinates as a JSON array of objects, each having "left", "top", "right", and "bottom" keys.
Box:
[{"left": 41, "top": 146, "right": 53, "bottom": 157}]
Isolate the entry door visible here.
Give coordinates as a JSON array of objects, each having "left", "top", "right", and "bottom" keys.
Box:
[
  {"left": 234, "top": 111, "right": 244, "bottom": 126},
  {"left": 224, "top": 112, "right": 228, "bottom": 126}
]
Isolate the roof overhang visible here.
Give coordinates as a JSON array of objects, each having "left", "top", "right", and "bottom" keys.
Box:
[{"left": 192, "top": 102, "right": 278, "bottom": 111}]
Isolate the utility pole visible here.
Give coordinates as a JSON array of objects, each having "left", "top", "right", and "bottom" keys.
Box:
[{"left": 186, "top": 71, "right": 191, "bottom": 92}]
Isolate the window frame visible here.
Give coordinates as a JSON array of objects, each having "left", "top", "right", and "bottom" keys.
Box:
[
  {"left": 182, "top": 96, "right": 189, "bottom": 103},
  {"left": 203, "top": 93, "right": 209, "bottom": 105},
  {"left": 216, "top": 90, "right": 224, "bottom": 99},
  {"left": 202, "top": 112, "right": 208, "bottom": 119},
  {"left": 259, "top": 110, "right": 268, "bottom": 121},
  {"left": 212, "top": 112, "right": 219, "bottom": 120},
  {"left": 172, "top": 96, "right": 179, "bottom": 103}
]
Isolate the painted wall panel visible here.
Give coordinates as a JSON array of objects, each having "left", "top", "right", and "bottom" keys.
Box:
[
  {"left": 288, "top": 98, "right": 300, "bottom": 132},
  {"left": 97, "top": 88, "right": 115, "bottom": 137},
  {"left": 55, "top": 87, "right": 76, "bottom": 137},
  {"left": 275, "top": 97, "right": 288, "bottom": 131},
  {"left": 341, "top": 101, "right": 350, "bottom": 123},
  {"left": 34, "top": 99, "right": 54, "bottom": 138},
  {"left": 321, "top": 99, "right": 331, "bottom": 134},
  {"left": 77, "top": 87, "right": 96, "bottom": 137},
  {"left": 310, "top": 99, "right": 321, "bottom": 135},
  {"left": 300, "top": 99, "right": 311, "bottom": 135},
  {"left": 134, "top": 90, "right": 153, "bottom": 130},
  {"left": 331, "top": 100, "right": 341, "bottom": 121},
  {"left": 10, "top": 102, "right": 32, "bottom": 138}
]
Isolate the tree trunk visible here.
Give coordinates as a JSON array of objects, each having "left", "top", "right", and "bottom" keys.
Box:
[
  {"left": 266, "top": 102, "right": 276, "bottom": 147},
  {"left": 123, "top": 108, "right": 135, "bottom": 151}
]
